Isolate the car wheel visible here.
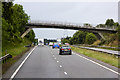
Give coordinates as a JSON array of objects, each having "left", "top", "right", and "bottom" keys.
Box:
[{"left": 59, "top": 52, "right": 62, "bottom": 55}]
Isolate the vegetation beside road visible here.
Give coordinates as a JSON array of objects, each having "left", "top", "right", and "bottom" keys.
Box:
[
  {"left": 71, "top": 46, "right": 119, "bottom": 68},
  {"left": 2, "top": 38, "right": 32, "bottom": 74},
  {"left": 2, "top": 2, "right": 35, "bottom": 74},
  {"left": 2, "top": 2, "right": 35, "bottom": 56},
  {"left": 62, "top": 19, "right": 119, "bottom": 48}
]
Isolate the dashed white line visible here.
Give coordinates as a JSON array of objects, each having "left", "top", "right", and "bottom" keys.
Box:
[
  {"left": 57, "top": 61, "right": 59, "bottom": 63},
  {"left": 64, "top": 72, "right": 68, "bottom": 75},
  {"left": 9, "top": 46, "right": 37, "bottom": 80},
  {"left": 74, "top": 52, "right": 120, "bottom": 75},
  {"left": 60, "top": 65, "right": 62, "bottom": 68},
  {"left": 54, "top": 58, "right": 56, "bottom": 59}
]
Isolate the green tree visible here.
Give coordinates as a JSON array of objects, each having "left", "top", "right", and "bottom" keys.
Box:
[
  {"left": 85, "top": 33, "right": 97, "bottom": 45},
  {"left": 61, "top": 36, "right": 71, "bottom": 44},
  {"left": 2, "top": 2, "right": 35, "bottom": 49},
  {"left": 96, "top": 24, "right": 106, "bottom": 28},
  {"left": 26, "top": 30, "right": 35, "bottom": 42},
  {"left": 84, "top": 23, "right": 92, "bottom": 27},
  {"left": 71, "top": 31, "right": 88, "bottom": 44},
  {"left": 105, "top": 19, "right": 114, "bottom": 27}
]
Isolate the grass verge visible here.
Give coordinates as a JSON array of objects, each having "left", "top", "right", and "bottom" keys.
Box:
[
  {"left": 2, "top": 38, "right": 32, "bottom": 74},
  {"left": 71, "top": 46, "right": 119, "bottom": 68}
]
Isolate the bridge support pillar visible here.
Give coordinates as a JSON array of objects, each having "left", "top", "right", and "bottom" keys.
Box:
[
  {"left": 21, "top": 28, "right": 32, "bottom": 38},
  {"left": 93, "top": 32, "right": 105, "bottom": 40}
]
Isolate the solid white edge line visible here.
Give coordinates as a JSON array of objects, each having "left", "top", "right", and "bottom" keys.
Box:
[
  {"left": 64, "top": 72, "right": 67, "bottom": 75},
  {"left": 74, "top": 52, "right": 120, "bottom": 75},
  {"left": 9, "top": 46, "right": 37, "bottom": 80}
]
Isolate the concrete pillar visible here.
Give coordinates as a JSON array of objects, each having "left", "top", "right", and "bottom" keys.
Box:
[
  {"left": 92, "top": 32, "right": 105, "bottom": 40},
  {"left": 21, "top": 28, "right": 32, "bottom": 38}
]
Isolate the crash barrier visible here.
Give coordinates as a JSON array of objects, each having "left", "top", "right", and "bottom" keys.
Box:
[
  {"left": 0, "top": 54, "right": 12, "bottom": 63},
  {"left": 77, "top": 44, "right": 120, "bottom": 50},
  {"left": 73, "top": 45, "right": 120, "bottom": 56}
]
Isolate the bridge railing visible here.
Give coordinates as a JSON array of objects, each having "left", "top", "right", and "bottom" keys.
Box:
[{"left": 28, "top": 20, "right": 117, "bottom": 30}]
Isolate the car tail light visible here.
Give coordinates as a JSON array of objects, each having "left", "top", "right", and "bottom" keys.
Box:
[
  {"left": 61, "top": 49, "right": 64, "bottom": 50},
  {"left": 68, "top": 49, "right": 71, "bottom": 50}
]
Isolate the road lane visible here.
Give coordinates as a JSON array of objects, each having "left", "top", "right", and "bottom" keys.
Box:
[
  {"left": 13, "top": 46, "right": 118, "bottom": 78},
  {"left": 15, "top": 46, "right": 67, "bottom": 78},
  {"left": 50, "top": 47, "right": 118, "bottom": 78}
]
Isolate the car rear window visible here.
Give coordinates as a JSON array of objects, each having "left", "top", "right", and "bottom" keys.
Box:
[{"left": 62, "top": 46, "right": 70, "bottom": 49}]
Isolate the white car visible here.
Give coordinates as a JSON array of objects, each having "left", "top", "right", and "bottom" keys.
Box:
[
  {"left": 49, "top": 42, "right": 53, "bottom": 46},
  {"left": 38, "top": 43, "right": 44, "bottom": 46}
]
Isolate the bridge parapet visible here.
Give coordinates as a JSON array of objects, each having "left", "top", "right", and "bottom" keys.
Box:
[{"left": 27, "top": 20, "right": 117, "bottom": 32}]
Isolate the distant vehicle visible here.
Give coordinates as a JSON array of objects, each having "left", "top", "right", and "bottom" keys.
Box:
[
  {"left": 49, "top": 42, "right": 53, "bottom": 46},
  {"left": 52, "top": 43, "right": 60, "bottom": 49},
  {"left": 38, "top": 43, "right": 44, "bottom": 46},
  {"left": 59, "top": 46, "right": 72, "bottom": 55},
  {"left": 46, "top": 43, "right": 48, "bottom": 45}
]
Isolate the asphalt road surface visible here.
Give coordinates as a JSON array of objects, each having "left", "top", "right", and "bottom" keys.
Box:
[{"left": 11, "top": 46, "right": 118, "bottom": 78}]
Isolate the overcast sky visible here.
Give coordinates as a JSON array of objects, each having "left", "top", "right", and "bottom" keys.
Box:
[{"left": 14, "top": 0, "right": 119, "bottom": 39}]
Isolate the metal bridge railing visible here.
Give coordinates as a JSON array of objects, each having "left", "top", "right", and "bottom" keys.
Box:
[{"left": 28, "top": 20, "right": 117, "bottom": 31}]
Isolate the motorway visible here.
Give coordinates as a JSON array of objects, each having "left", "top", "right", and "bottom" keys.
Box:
[{"left": 5, "top": 46, "right": 119, "bottom": 79}]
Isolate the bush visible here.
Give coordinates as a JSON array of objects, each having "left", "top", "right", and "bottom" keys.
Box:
[{"left": 85, "top": 33, "right": 97, "bottom": 45}]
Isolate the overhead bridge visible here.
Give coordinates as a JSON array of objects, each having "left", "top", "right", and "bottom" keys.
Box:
[{"left": 21, "top": 21, "right": 117, "bottom": 39}]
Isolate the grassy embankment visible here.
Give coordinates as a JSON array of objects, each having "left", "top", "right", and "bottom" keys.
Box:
[
  {"left": 71, "top": 46, "right": 119, "bottom": 68},
  {"left": 2, "top": 38, "right": 33, "bottom": 74}
]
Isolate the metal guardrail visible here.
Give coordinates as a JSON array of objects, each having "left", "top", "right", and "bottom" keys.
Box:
[
  {"left": 72, "top": 45, "right": 120, "bottom": 56},
  {"left": 77, "top": 44, "right": 120, "bottom": 50},
  {"left": 0, "top": 54, "right": 12, "bottom": 63}
]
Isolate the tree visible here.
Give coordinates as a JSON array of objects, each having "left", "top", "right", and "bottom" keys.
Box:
[
  {"left": 84, "top": 23, "right": 92, "bottom": 27},
  {"left": 61, "top": 36, "right": 71, "bottom": 44},
  {"left": 2, "top": 2, "right": 35, "bottom": 49},
  {"left": 105, "top": 19, "right": 114, "bottom": 27},
  {"left": 96, "top": 24, "right": 106, "bottom": 28},
  {"left": 70, "top": 31, "right": 88, "bottom": 44},
  {"left": 85, "top": 33, "right": 97, "bottom": 45},
  {"left": 114, "top": 22, "right": 119, "bottom": 27}
]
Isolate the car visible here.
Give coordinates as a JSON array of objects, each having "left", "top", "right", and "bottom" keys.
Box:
[
  {"left": 59, "top": 46, "right": 72, "bottom": 55},
  {"left": 49, "top": 42, "right": 53, "bottom": 46},
  {"left": 52, "top": 43, "right": 60, "bottom": 49},
  {"left": 38, "top": 43, "right": 44, "bottom": 46}
]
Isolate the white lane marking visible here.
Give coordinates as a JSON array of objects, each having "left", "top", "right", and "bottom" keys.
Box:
[
  {"left": 60, "top": 65, "right": 62, "bottom": 68},
  {"left": 64, "top": 72, "right": 68, "bottom": 75},
  {"left": 57, "top": 61, "right": 59, "bottom": 63},
  {"left": 54, "top": 58, "right": 56, "bottom": 59},
  {"left": 9, "top": 46, "right": 37, "bottom": 80},
  {"left": 53, "top": 55, "right": 55, "bottom": 57},
  {"left": 73, "top": 52, "right": 120, "bottom": 75}
]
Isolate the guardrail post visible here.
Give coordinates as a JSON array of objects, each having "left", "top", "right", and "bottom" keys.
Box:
[{"left": 1, "top": 54, "right": 12, "bottom": 63}]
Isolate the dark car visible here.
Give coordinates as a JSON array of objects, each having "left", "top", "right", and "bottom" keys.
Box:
[{"left": 59, "top": 46, "right": 72, "bottom": 55}]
